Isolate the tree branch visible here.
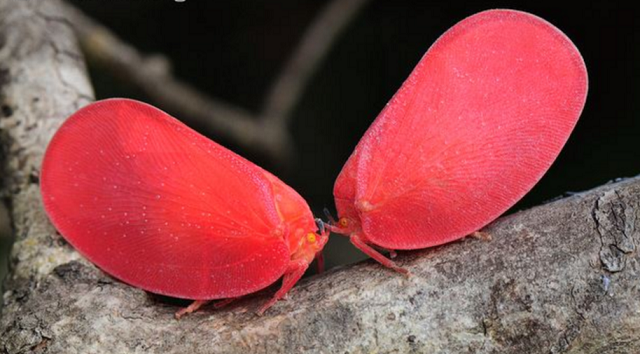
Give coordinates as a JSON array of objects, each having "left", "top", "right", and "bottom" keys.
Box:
[
  {"left": 260, "top": 0, "right": 371, "bottom": 126},
  {"left": 62, "top": 0, "right": 371, "bottom": 165},
  {"left": 60, "top": 3, "right": 293, "bottom": 164},
  {"left": 2, "top": 1, "right": 639, "bottom": 353},
  {"left": 0, "top": 0, "right": 94, "bottom": 285}
]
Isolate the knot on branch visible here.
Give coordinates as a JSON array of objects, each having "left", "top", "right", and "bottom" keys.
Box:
[{"left": 593, "top": 190, "right": 638, "bottom": 272}]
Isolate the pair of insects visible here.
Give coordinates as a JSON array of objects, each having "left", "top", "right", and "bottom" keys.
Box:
[{"left": 40, "top": 10, "right": 587, "bottom": 317}]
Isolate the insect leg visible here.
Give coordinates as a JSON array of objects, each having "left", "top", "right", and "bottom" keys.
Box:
[
  {"left": 349, "top": 234, "right": 409, "bottom": 275},
  {"left": 469, "top": 230, "right": 492, "bottom": 242},
  {"left": 315, "top": 251, "right": 325, "bottom": 274},
  {"left": 175, "top": 300, "right": 210, "bottom": 320},
  {"left": 213, "top": 297, "right": 237, "bottom": 309},
  {"left": 257, "top": 259, "right": 309, "bottom": 315}
]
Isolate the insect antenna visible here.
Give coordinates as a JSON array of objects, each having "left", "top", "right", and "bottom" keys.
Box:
[
  {"left": 320, "top": 207, "right": 347, "bottom": 234},
  {"left": 314, "top": 218, "right": 326, "bottom": 234},
  {"left": 323, "top": 207, "right": 336, "bottom": 224}
]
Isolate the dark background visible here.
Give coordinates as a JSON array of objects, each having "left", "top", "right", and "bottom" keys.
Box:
[{"left": 1, "top": 1, "right": 638, "bottom": 288}]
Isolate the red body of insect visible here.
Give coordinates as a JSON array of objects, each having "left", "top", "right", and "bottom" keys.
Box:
[
  {"left": 332, "top": 9, "right": 587, "bottom": 271},
  {"left": 40, "top": 99, "right": 328, "bottom": 315}
]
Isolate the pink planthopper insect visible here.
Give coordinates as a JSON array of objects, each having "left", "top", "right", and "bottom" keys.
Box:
[
  {"left": 41, "top": 99, "right": 329, "bottom": 318},
  {"left": 329, "top": 9, "right": 588, "bottom": 273}
]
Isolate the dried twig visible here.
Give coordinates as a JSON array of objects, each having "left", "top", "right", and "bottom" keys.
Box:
[
  {"left": 62, "top": 0, "right": 371, "bottom": 165},
  {"left": 61, "top": 3, "right": 290, "bottom": 162},
  {"left": 260, "top": 0, "right": 371, "bottom": 126}
]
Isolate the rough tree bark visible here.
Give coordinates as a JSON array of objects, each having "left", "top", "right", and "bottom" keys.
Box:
[{"left": 1, "top": 1, "right": 639, "bottom": 353}]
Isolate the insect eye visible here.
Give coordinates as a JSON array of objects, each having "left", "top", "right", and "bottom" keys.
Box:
[
  {"left": 338, "top": 217, "right": 348, "bottom": 228},
  {"left": 306, "top": 232, "right": 317, "bottom": 243}
]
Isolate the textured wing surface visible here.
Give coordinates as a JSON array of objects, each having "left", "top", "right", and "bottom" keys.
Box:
[
  {"left": 334, "top": 10, "right": 588, "bottom": 249},
  {"left": 41, "top": 99, "right": 289, "bottom": 299}
]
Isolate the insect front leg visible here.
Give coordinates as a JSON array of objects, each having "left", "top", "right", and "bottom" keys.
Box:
[
  {"left": 315, "top": 252, "right": 325, "bottom": 274},
  {"left": 257, "top": 259, "right": 309, "bottom": 315},
  {"left": 349, "top": 233, "right": 409, "bottom": 275}
]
